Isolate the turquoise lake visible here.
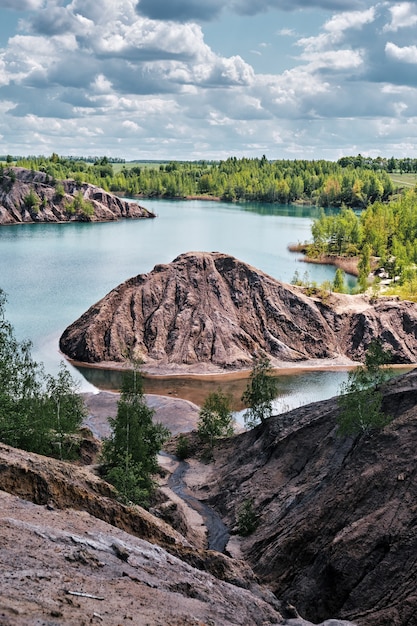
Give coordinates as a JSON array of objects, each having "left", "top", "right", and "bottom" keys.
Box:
[{"left": 0, "top": 198, "right": 353, "bottom": 411}]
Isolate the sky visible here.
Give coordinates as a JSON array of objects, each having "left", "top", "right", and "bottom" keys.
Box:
[{"left": 0, "top": 1, "right": 417, "bottom": 161}]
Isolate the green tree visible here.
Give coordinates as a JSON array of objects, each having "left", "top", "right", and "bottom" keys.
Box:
[
  {"left": 0, "top": 290, "right": 86, "bottom": 457},
  {"left": 102, "top": 366, "right": 170, "bottom": 507},
  {"left": 338, "top": 339, "right": 392, "bottom": 436},
  {"left": 333, "top": 268, "right": 346, "bottom": 293},
  {"left": 241, "top": 355, "right": 278, "bottom": 428},
  {"left": 197, "top": 390, "right": 234, "bottom": 450},
  {"left": 43, "top": 363, "right": 86, "bottom": 459},
  {"left": 358, "top": 243, "right": 372, "bottom": 292}
]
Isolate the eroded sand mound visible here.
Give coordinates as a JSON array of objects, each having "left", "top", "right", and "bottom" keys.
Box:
[{"left": 60, "top": 251, "right": 417, "bottom": 374}]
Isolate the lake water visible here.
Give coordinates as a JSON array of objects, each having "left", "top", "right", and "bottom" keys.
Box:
[{"left": 0, "top": 199, "right": 352, "bottom": 409}]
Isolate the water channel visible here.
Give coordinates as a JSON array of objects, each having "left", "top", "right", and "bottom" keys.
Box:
[{"left": 165, "top": 454, "right": 229, "bottom": 552}]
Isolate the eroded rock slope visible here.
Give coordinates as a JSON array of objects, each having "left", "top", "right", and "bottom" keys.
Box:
[
  {"left": 192, "top": 368, "right": 417, "bottom": 626},
  {"left": 0, "top": 443, "right": 356, "bottom": 626},
  {"left": 0, "top": 167, "right": 154, "bottom": 224},
  {"left": 60, "top": 251, "right": 417, "bottom": 373}
]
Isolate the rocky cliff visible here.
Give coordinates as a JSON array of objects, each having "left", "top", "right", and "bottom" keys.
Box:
[
  {"left": 191, "top": 368, "right": 417, "bottom": 625},
  {"left": 60, "top": 251, "right": 417, "bottom": 373},
  {"left": 0, "top": 167, "right": 155, "bottom": 224}
]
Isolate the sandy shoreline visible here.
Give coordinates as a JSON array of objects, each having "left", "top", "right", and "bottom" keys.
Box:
[
  {"left": 300, "top": 254, "right": 360, "bottom": 277},
  {"left": 81, "top": 359, "right": 416, "bottom": 439},
  {"left": 287, "top": 244, "right": 361, "bottom": 277},
  {"left": 68, "top": 355, "right": 361, "bottom": 382}
]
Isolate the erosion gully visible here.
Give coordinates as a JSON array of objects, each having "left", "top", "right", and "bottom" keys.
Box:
[{"left": 165, "top": 454, "right": 230, "bottom": 553}]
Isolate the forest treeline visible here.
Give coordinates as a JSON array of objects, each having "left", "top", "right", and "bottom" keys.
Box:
[
  {"left": 10, "top": 153, "right": 406, "bottom": 208},
  {"left": 8, "top": 152, "right": 417, "bottom": 298},
  {"left": 306, "top": 187, "right": 417, "bottom": 300}
]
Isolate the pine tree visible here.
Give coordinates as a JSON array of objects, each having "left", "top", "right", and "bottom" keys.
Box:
[
  {"left": 241, "top": 355, "right": 278, "bottom": 428},
  {"left": 102, "top": 366, "right": 170, "bottom": 506}
]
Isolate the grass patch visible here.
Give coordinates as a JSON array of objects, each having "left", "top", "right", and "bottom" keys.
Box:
[
  {"left": 389, "top": 173, "right": 417, "bottom": 188},
  {"left": 112, "top": 161, "right": 173, "bottom": 173}
]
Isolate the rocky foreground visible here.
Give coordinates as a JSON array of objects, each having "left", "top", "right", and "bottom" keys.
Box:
[
  {"left": 0, "top": 437, "right": 355, "bottom": 626},
  {"left": 0, "top": 167, "right": 154, "bottom": 224},
  {"left": 2, "top": 370, "right": 417, "bottom": 624},
  {"left": 60, "top": 251, "right": 417, "bottom": 373}
]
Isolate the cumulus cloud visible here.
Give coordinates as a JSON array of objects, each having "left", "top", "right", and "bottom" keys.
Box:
[
  {"left": 29, "top": 6, "right": 89, "bottom": 37},
  {"left": 1, "top": 0, "right": 255, "bottom": 100},
  {"left": 324, "top": 7, "right": 376, "bottom": 32},
  {"left": 385, "top": 42, "right": 417, "bottom": 64},
  {"left": 91, "top": 20, "right": 209, "bottom": 63},
  {"left": 194, "top": 55, "right": 254, "bottom": 87},
  {"left": 383, "top": 2, "right": 417, "bottom": 32},
  {"left": 302, "top": 48, "right": 365, "bottom": 71},
  {"left": 297, "top": 7, "right": 376, "bottom": 54},
  {"left": 0, "top": 0, "right": 417, "bottom": 159}
]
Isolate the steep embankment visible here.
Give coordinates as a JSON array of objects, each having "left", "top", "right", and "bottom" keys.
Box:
[
  {"left": 0, "top": 442, "right": 358, "bottom": 626},
  {"left": 60, "top": 251, "right": 417, "bottom": 373},
  {"left": 190, "top": 368, "right": 417, "bottom": 626},
  {"left": 0, "top": 167, "right": 155, "bottom": 224}
]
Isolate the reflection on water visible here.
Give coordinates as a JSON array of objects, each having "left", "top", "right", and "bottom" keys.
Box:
[
  {"left": 77, "top": 365, "right": 251, "bottom": 409},
  {"left": 77, "top": 363, "right": 413, "bottom": 428},
  {"left": 76, "top": 364, "right": 350, "bottom": 412}
]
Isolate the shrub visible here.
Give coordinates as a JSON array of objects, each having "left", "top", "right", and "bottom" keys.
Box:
[
  {"left": 65, "top": 191, "right": 95, "bottom": 218},
  {"left": 237, "top": 499, "right": 258, "bottom": 536},
  {"left": 54, "top": 182, "right": 65, "bottom": 200},
  {"left": 176, "top": 434, "right": 190, "bottom": 460},
  {"left": 23, "top": 188, "right": 40, "bottom": 213}
]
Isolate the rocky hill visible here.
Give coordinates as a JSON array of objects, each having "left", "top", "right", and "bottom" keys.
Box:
[
  {"left": 190, "top": 368, "right": 417, "bottom": 626},
  {"left": 0, "top": 167, "right": 155, "bottom": 224},
  {"left": 60, "top": 251, "right": 417, "bottom": 374}
]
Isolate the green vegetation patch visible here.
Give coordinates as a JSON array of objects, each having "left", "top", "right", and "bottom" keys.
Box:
[{"left": 0, "top": 290, "right": 86, "bottom": 460}]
